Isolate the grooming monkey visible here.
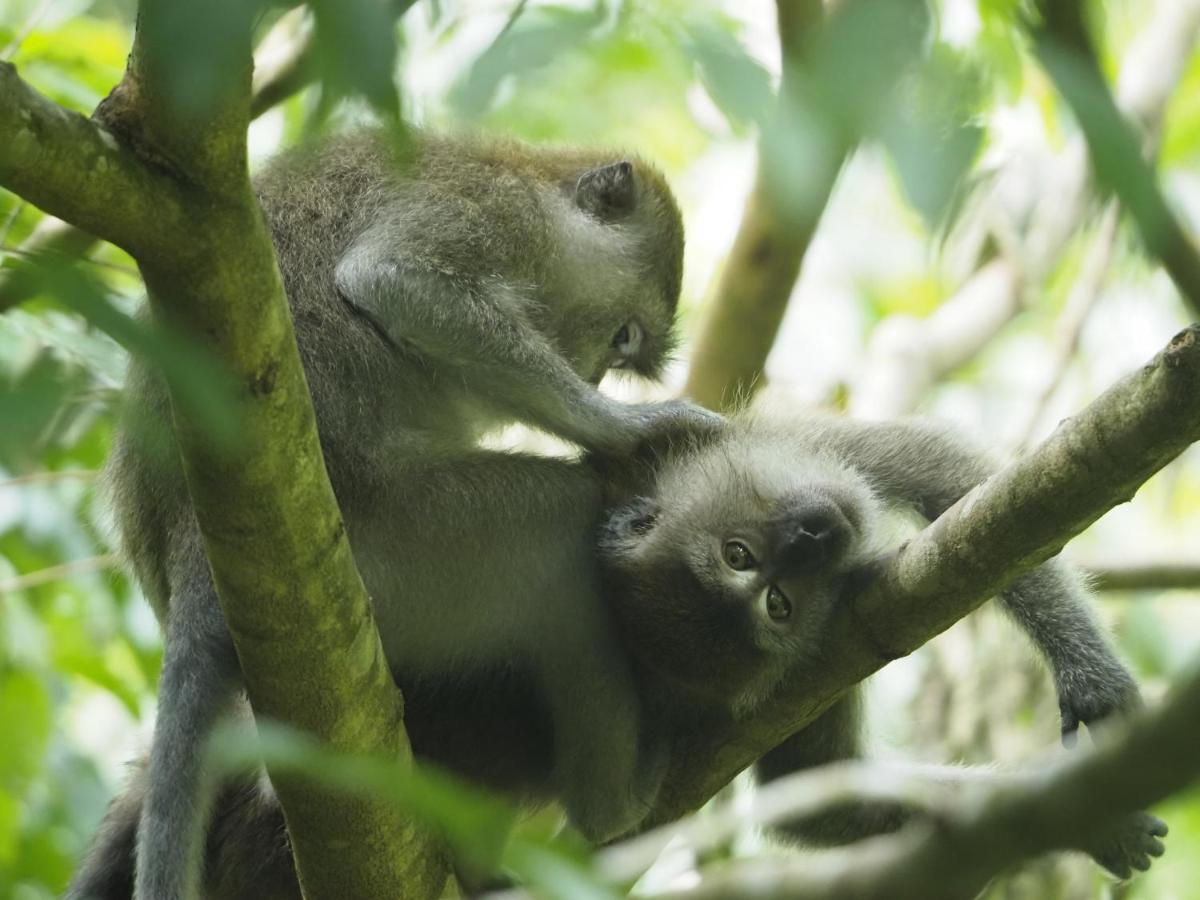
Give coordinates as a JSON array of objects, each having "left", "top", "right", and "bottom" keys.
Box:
[
  {"left": 72, "top": 413, "right": 1165, "bottom": 899},
  {"left": 104, "top": 128, "right": 717, "bottom": 899}
]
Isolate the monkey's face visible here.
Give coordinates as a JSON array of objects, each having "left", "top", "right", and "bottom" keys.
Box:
[
  {"left": 599, "top": 425, "right": 880, "bottom": 714},
  {"left": 550, "top": 155, "right": 684, "bottom": 385}
]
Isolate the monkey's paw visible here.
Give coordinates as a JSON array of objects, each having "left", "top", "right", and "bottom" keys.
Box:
[
  {"left": 1056, "top": 664, "right": 1142, "bottom": 747},
  {"left": 630, "top": 399, "right": 725, "bottom": 448},
  {"left": 1082, "top": 811, "right": 1168, "bottom": 879}
]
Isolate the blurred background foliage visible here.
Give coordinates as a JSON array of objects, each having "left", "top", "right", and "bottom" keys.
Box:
[{"left": 1, "top": 0, "right": 1198, "bottom": 897}]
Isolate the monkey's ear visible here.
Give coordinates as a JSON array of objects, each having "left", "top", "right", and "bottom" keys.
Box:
[
  {"left": 576, "top": 161, "right": 636, "bottom": 220},
  {"left": 609, "top": 496, "right": 660, "bottom": 539}
]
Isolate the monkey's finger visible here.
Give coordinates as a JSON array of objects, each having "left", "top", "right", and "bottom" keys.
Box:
[
  {"left": 1147, "top": 837, "right": 1166, "bottom": 857},
  {"left": 1148, "top": 817, "right": 1169, "bottom": 837}
]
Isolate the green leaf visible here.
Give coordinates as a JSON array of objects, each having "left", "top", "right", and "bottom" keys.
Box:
[
  {"left": 4, "top": 253, "right": 242, "bottom": 451},
  {"left": 681, "top": 22, "right": 773, "bottom": 130},
  {"left": 451, "top": 5, "right": 606, "bottom": 119},
  {"left": 309, "top": 0, "right": 403, "bottom": 116}
]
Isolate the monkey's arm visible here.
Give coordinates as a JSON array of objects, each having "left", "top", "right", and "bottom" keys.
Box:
[
  {"left": 793, "top": 416, "right": 1140, "bottom": 736},
  {"left": 334, "top": 236, "right": 709, "bottom": 452}
]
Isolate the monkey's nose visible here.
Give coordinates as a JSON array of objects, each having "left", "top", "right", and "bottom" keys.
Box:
[{"left": 772, "top": 506, "right": 849, "bottom": 574}]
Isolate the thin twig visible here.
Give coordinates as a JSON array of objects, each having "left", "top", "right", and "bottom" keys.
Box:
[
  {"left": 0, "top": 468, "right": 98, "bottom": 489},
  {"left": 0, "top": 553, "right": 118, "bottom": 593},
  {"left": 1014, "top": 201, "right": 1121, "bottom": 450}
]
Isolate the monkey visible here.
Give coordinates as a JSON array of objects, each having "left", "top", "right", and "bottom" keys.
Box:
[
  {"left": 104, "top": 126, "right": 719, "bottom": 900},
  {"left": 70, "top": 411, "right": 1165, "bottom": 899}
]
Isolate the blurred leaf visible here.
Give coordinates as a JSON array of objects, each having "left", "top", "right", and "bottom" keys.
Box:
[
  {"left": 1161, "top": 53, "right": 1200, "bottom": 168},
  {"left": 977, "top": 0, "right": 1032, "bottom": 26},
  {"left": 807, "top": 0, "right": 932, "bottom": 140},
  {"left": 0, "top": 671, "right": 52, "bottom": 787},
  {"left": 880, "top": 46, "right": 986, "bottom": 228},
  {"left": 139, "top": 0, "right": 259, "bottom": 123},
  {"left": 0, "top": 353, "right": 85, "bottom": 472},
  {"left": 452, "top": 4, "right": 606, "bottom": 119},
  {"left": 308, "top": 0, "right": 403, "bottom": 116},
  {"left": 0, "top": 792, "right": 17, "bottom": 869},
  {"left": 214, "top": 722, "right": 609, "bottom": 895},
  {"left": 681, "top": 21, "right": 773, "bottom": 131},
  {"left": 1116, "top": 601, "right": 1174, "bottom": 678},
  {"left": 4, "top": 253, "right": 242, "bottom": 450}
]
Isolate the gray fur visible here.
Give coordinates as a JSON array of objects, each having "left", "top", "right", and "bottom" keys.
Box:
[
  {"left": 93, "top": 128, "right": 711, "bottom": 900},
  {"left": 72, "top": 413, "right": 1162, "bottom": 898}
]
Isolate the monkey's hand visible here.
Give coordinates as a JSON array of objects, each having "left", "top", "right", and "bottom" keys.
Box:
[
  {"left": 624, "top": 399, "right": 725, "bottom": 450},
  {"left": 1080, "top": 811, "right": 1168, "bottom": 879},
  {"left": 1055, "top": 660, "right": 1142, "bottom": 747}
]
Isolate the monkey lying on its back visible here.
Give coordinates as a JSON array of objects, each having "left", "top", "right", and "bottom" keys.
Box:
[
  {"left": 107, "top": 128, "right": 717, "bottom": 899},
  {"left": 71, "top": 413, "right": 1165, "bottom": 899}
]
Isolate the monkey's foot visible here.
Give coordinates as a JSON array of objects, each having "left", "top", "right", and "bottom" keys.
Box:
[{"left": 1082, "top": 811, "right": 1167, "bottom": 879}]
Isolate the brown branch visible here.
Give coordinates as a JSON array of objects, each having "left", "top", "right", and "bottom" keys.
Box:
[
  {"left": 647, "top": 325, "right": 1200, "bottom": 825},
  {"left": 683, "top": 0, "right": 845, "bottom": 411}
]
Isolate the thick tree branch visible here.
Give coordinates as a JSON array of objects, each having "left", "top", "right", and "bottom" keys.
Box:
[
  {"left": 0, "top": 1, "right": 418, "bottom": 312},
  {"left": 1, "top": 1, "right": 444, "bottom": 895},
  {"left": 0, "top": 61, "right": 188, "bottom": 260},
  {"left": 1031, "top": 0, "right": 1200, "bottom": 319},
  {"left": 647, "top": 325, "right": 1200, "bottom": 825}
]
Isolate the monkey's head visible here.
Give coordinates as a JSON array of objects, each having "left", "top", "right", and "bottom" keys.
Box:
[
  {"left": 548, "top": 156, "right": 684, "bottom": 385},
  {"left": 598, "top": 419, "right": 881, "bottom": 714}
]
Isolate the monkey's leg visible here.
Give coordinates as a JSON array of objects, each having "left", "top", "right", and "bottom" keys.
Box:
[
  {"left": 135, "top": 545, "right": 242, "bottom": 900},
  {"left": 539, "top": 626, "right": 658, "bottom": 844},
  {"left": 334, "top": 239, "right": 712, "bottom": 452}
]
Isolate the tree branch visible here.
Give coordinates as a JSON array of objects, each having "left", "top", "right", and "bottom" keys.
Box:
[
  {"left": 647, "top": 324, "right": 1200, "bottom": 824},
  {"left": 1085, "top": 558, "right": 1200, "bottom": 593},
  {"left": 651, "top": 651, "right": 1200, "bottom": 900},
  {"left": 684, "top": 0, "right": 844, "bottom": 411},
  {"left": 1, "top": 1, "right": 444, "bottom": 895},
  {"left": 0, "top": 1, "right": 418, "bottom": 313},
  {"left": 853, "top": 0, "right": 1200, "bottom": 420},
  {"left": 1031, "top": 0, "right": 1200, "bottom": 319},
  {"left": 0, "top": 61, "right": 188, "bottom": 260}
]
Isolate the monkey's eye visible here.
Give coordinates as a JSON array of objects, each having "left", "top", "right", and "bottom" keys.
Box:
[
  {"left": 765, "top": 585, "right": 792, "bottom": 622},
  {"left": 722, "top": 540, "right": 757, "bottom": 571},
  {"left": 612, "top": 320, "right": 643, "bottom": 359}
]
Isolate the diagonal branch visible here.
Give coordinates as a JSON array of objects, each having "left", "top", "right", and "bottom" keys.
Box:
[{"left": 0, "top": 0, "right": 419, "bottom": 313}]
